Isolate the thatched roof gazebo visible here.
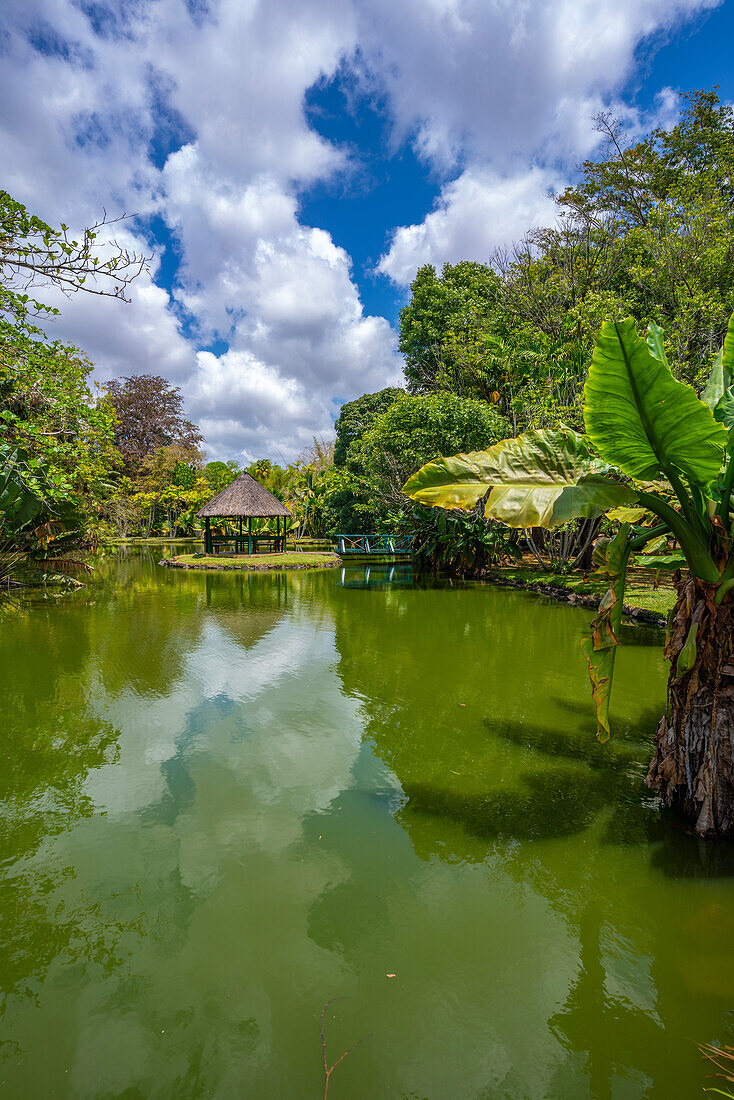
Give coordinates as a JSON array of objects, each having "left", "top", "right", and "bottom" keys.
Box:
[{"left": 197, "top": 472, "right": 291, "bottom": 554}]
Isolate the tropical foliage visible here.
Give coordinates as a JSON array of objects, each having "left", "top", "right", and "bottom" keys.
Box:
[
  {"left": 324, "top": 391, "right": 508, "bottom": 537},
  {"left": 333, "top": 387, "right": 404, "bottom": 466},
  {"left": 412, "top": 504, "right": 520, "bottom": 575},
  {"left": 0, "top": 442, "right": 92, "bottom": 586},
  {"left": 0, "top": 192, "right": 145, "bottom": 579}
]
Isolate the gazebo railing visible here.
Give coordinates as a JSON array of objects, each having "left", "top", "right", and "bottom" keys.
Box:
[{"left": 210, "top": 533, "right": 286, "bottom": 554}]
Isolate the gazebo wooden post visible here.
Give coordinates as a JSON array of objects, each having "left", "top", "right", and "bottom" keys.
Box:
[
  {"left": 248, "top": 516, "right": 252, "bottom": 555},
  {"left": 276, "top": 515, "right": 280, "bottom": 552},
  {"left": 239, "top": 516, "right": 242, "bottom": 553},
  {"left": 204, "top": 516, "right": 212, "bottom": 554}
]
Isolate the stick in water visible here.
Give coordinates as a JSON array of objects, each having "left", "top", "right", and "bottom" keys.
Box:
[{"left": 320, "top": 997, "right": 372, "bottom": 1099}]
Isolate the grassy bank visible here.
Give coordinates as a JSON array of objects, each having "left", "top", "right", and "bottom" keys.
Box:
[{"left": 495, "top": 564, "right": 676, "bottom": 617}]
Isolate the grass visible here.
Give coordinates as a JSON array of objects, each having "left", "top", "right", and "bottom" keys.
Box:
[
  {"left": 495, "top": 562, "right": 676, "bottom": 617},
  {"left": 166, "top": 551, "right": 340, "bottom": 570}
]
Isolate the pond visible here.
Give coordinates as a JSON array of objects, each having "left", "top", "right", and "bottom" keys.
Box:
[{"left": 1, "top": 547, "right": 733, "bottom": 1098}]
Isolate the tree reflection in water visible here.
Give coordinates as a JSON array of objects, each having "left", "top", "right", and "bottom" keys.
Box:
[{"left": 330, "top": 567, "right": 734, "bottom": 1097}]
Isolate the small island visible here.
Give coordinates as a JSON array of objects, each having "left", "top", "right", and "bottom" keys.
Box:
[{"left": 161, "top": 551, "right": 340, "bottom": 571}]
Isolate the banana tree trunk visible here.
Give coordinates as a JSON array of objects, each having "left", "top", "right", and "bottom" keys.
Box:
[{"left": 646, "top": 574, "right": 734, "bottom": 836}]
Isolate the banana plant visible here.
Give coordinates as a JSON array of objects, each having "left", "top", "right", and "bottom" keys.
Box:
[
  {"left": 0, "top": 442, "right": 92, "bottom": 586},
  {"left": 0, "top": 443, "right": 48, "bottom": 534},
  {"left": 404, "top": 312, "right": 734, "bottom": 836}
]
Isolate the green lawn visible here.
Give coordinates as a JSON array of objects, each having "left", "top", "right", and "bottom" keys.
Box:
[
  {"left": 495, "top": 564, "right": 676, "bottom": 617},
  {"left": 166, "top": 552, "right": 340, "bottom": 570}
]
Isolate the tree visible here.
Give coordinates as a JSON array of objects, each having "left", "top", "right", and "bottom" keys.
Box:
[
  {"left": 352, "top": 392, "right": 508, "bottom": 529},
  {"left": 319, "top": 464, "right": 368, "bottom": 535},
  {"left": 399, "top": 262, "right": 502, "bottom": 398},
  {"left": 277, "top": 440, "right": 336, "bottom": 538},
  {"left": 334, "top": 389, "right": 404, "bottom": 466},
  {"left": 558, "top": 91, "right": 734, "bottom": 232},
  {"left": 405, "top": 311, "right": 734, "bottom": 837},
  {"left": 299, "top": 436, "right": 335, "bottom": 470},
  {"left": 1, "top": 309, "right": 118, "bottom": 520},
  {"left": 106, "top": 374, "right": 203, "bottom": 475},
  {"left": 395, "top": 91, "right": 734, "bottom": 434},
  {"left": 0, "top": 190, "right": 149, "bottom": 554},
  {"left": 554, "top": 89, "right": 734, "bottom": 382},
  {"left": 247, "top": 458, "right": 273, "bottom": 483},
  {"left": 203, "top": 460, "right": 241, "bottom": 494},
  {"left": 130, "top": 442, "right": 206, "bottom": 537},
  {"left": 0, "top": 191, "right": 150, "bottom": 534}
]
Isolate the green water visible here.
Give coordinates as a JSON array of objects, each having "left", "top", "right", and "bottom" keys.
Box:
[{"left": 2, "top": 548, "right": 733, "bottom": 1098}]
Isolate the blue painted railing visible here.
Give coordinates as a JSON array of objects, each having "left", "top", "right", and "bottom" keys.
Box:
[{"left": 334, "top": 534, "right": 415, "bottom": 556}]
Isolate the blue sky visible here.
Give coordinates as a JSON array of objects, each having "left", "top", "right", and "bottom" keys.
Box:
[
  {"left": 300, "top": 0, "right": 734, "bottom": 326},
  {"left": 1, "top": 0, "right": 732, "bottom": 461}
]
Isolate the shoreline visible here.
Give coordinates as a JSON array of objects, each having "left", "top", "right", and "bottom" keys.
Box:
[
  {"left": 487, "top": 572, "right": 667, "bottom": 625},
  {"left": 158, "top": 551, "right": 668, "bottom": 622}
]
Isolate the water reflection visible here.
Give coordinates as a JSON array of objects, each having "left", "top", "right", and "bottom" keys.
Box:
[
  {"left": 332, "top": 573, "right": 659, "bottom": 849},
  {"left": 1, "top": 555, "right": 733, "bottom": 1097},
  {"left": 337, "top": 562, "right": 471, "bottom": 589}
]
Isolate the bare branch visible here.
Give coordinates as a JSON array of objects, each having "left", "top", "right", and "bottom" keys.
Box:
[
  {"left": 320, "top": 997, "right": 372, "bottom": 1100},
  {"left": 0, "top": 192, "right": 151, "bottom": 309}
]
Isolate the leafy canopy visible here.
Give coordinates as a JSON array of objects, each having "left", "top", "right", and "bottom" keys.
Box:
[
  {"left": 0, "top": 190, "right": 148, "bottom": 544},
  {"left": 334, "top": 387, "right": 404, "bottom": 466},
  {"left": 350, "top": 392, "right": 508, "bottom": 530}
]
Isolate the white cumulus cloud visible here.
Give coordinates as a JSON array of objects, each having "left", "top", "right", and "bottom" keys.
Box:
[{"left": 377, "top": 166, "right": 560, "bottom": 286}]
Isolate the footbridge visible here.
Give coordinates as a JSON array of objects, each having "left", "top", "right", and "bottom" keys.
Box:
[{"left": 334, "top": 534, "right": 415, "bottom": 559}]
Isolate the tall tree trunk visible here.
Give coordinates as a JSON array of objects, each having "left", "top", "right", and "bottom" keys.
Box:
[{"left": 646, "top": 573, "right": 734, "bottom": 836}]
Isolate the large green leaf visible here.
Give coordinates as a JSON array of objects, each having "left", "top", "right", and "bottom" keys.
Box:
[
  {"left": 0, "top": 445, "right": 47, "bottom": 532},
  {"left": 701, "top": 346, "right": 734, "bottom": 430},
  {"left": 585, "top": 318, "right": 726, "bottom": 485},
  {"left": 723, "top": 310, "right": 734, "bottom": 378},
  {"left": 402, "top": 428, "right": 638, "bottom": 528},
  {"left": 703, "top": 349, "right": 726, "bottom": 411},
  {"left": 714, "top": 386, "right": 734, "bottom": 430},
  {"left": 703, "top": 319, "right": 734, "bottom": 431},
  {"left": 646, "top": 321, "right": 668, "bottom": 366},
  {"left": 632, "top": 553, "right": 686, "bottom": 570},
  {"left": 605, "top": 505, "right": 647, "bottom": 523}
]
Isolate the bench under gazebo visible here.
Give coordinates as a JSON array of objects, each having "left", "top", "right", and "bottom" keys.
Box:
[{"left": 197, "top": 473, "right": 291, "bottom": 555}]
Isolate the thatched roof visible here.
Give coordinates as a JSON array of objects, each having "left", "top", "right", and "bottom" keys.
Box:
[{"left": 197, "top": 472, "right": 291, "bottom": 518}]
